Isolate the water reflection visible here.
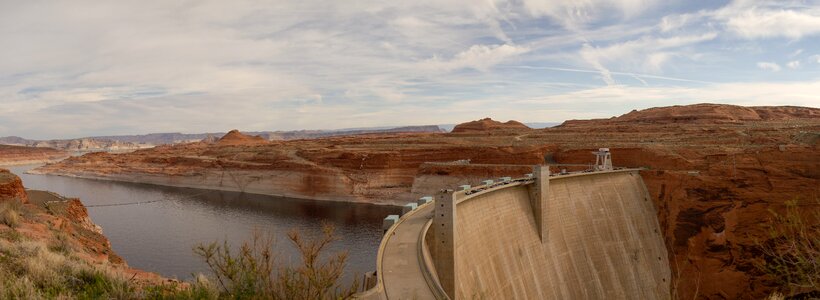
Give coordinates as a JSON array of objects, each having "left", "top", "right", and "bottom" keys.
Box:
[{"left": 5, "top": 164, "right": 399, "bottom": 283}]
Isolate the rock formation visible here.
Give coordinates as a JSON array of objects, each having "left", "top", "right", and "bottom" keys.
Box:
[
  {"left": 560, "top": 103, "right": 820, "bottom": 126},
  {"left": 0, "top": 169, "right": 29, "bottom": 204},
  {"left": 0, "top": 144, "right": 69, "bottom": 166},
  {"left": 30, "top": 103, "right": 820, "bottom": 298},
  {"left": 451, "top": 118, "right": 531, "bottom": 132},
  {"left": 216, "top": 129, "right": 269, "bottom": 146}
]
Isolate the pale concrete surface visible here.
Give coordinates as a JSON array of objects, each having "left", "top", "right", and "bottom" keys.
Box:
[
  {"left": 359, "top": 169, "right": 670, "bottom": 300},
  {"left": 452, "top": 170, "right": 669, "bottom": 299},
  {"left": 375, "top": 204, "right": 439, "bottom": 299}
]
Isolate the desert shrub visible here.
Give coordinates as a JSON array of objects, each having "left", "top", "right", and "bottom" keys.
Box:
[
  {"left": 0, "top": 200, "right": 22, "bottom": 228},
  {"left": 194, "top": 224, "right": 358, "bottom": 299},
  {"left": 754, "top": 198, "right": 819, "bottom": 297},
  {"left": 48, "top": 232, "right": 73, "bottom": 254},
  {"left": 143, "top": 274, "right": 218, "bottom": 300}
]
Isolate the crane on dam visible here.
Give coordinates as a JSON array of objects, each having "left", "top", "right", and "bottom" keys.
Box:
[{"left": 593, "top": 147, "right": 613, "bottom": 171}]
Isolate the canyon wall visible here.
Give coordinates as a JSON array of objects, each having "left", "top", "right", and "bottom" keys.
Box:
[
  {"left": 0, "top": 144, "right": 68, "bottom": 166},
  {"left": 28, "top": 104, "right": 820, "bottom": 298}
]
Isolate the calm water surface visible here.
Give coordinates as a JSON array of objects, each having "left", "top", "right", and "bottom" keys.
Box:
[{"left": 6, "top": 164, "right": 399, "bottom": 283}]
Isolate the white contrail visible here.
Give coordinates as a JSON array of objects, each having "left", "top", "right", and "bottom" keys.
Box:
[{"left": 510, "top": 65, "right": 715, "bottom": 84}]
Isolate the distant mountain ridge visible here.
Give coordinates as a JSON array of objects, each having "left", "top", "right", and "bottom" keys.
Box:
[{"left": 0, "top": 125, "right": 446, "bottom": 148}]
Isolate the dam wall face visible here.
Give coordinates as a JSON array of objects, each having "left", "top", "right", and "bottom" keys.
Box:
[{"left": 444, "top": 170, "right": 670, "bottom": 299}]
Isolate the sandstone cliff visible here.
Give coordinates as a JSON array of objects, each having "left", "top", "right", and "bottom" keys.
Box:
[
  {"left": 0, "top": 169, "right": 29, "bottom": 204},
  {"left": 0, "top": 144, "right": 69, "bottom": 166},
  {"left": 216, "top": 129, "right": 269, "bottom": 146},
  {"left": 560, "top": 103, "right": 819, "bottom": 126},
  {"left": 451, "top": 118, "right": 531, "bottom": 132}
]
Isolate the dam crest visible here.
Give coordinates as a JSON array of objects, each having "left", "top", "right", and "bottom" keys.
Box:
[{"left": 358, "top": 161, "right": 671, "bottom": 299}]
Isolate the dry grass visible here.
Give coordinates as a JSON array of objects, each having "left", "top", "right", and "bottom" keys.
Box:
[
  {"left": 0, "top": 236, "right": 137, "bottom": 299},
  {"left": 0, "top": 200, "right": 22, "bottom": 228},
  {"left": 754, "top": 198, "right": 820, "bottom": 297}
]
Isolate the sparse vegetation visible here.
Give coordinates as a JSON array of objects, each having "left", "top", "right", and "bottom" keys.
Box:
[
  {"left": 0, "top": 200, "right": 22, "bottom": 228},
  {"left": 0, "top": 237, "right": 136, "bottom": 299},
  {"left": 0, "top": 222, "right": 358, "bottom": 299},
  {"left": 754, "top": 198, "right": 820, "bottom": 297},
  {"left": 193, "top": 224, "right": 358, "bottom": 299}
]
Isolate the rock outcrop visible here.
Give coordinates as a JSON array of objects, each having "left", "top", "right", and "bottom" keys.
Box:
[
  {"left": 0, "top": 169, "right": 29, "bottom": 204},
  {"left": 216, "top": 129, "right": 269, "bottom": 146},
  {"left": 560, "top": 103, "right": 819, "bottom": 126},
  {"left": 0, "top": 144, "right": 68, "bottom": 166},
  {"left": 29, "top": 103, "right": 820, "bottom": 298},
  {"left": 451, "top": 118, "right": 530, "bottom": 132}
]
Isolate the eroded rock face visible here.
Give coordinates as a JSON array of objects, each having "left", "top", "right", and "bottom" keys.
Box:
[
  {"left": 451, "top": 118, "right": 531, "bottom": 132},
  {"left": 0, "top": 145, "right": 68, "bottom": 166},
  {"left": 29, "top": 103, "right": 820, "bottom": 298},
  {"left": 560, "top": 103, "right": 820, "bottom": 126},
  {"left": 216, "top": 129, "right": 269, "bottom": 146},
  {"left": 0, "top": 168, "right": 28, "bottom": 204}
]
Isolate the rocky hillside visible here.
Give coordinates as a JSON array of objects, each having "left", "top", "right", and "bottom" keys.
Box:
[
  {"left": 0, "top": 145, "right": 68, "bottom": 166},
  {"left": 560, "top": 103, "right": 819, "bottom": 126},
  {"left": 451, "top": 118, "right": 531, "bottom": 132},
  {"left": 215, "top": 130, "right": 269, "bottom": 146},
  {"left": 0, "top": 137, "right": 150, "bottom": 152},
  {"left": 0, "top": 169, "right": 168, "bottom": 296},
  {"left": 30, "top": 103, "right": 820, "bottom": 298}
]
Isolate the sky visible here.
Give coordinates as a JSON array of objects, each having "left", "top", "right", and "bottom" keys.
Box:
[{"left": 1, "top": 0, "right": 819, "bottom": 139}]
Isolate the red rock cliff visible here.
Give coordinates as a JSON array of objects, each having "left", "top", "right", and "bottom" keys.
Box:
[
  {"left": 0, "top": 168, "right": 28, "bottom": 204},
  {"left": 451, "top": 118, "right": 530, "bottom": 132}
]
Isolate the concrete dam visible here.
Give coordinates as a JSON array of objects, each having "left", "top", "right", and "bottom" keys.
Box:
[{"left": 357, "top": 164, "right": 671, "bottom": 299}]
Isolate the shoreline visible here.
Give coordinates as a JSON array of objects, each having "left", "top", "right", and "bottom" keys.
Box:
[
  {"left": 0, "top": 157, "right": 69, "bottom": 167},
  {"left": 26, "top": 169, "right": 406, "bottom": 208}
]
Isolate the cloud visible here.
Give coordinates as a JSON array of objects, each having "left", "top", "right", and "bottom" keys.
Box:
[
  {"left": 719, "top": 4, "right": 820, "bottom": 40},
  {"left": 521, "top": 0, "right": 657, "bottom": 29},
  {"left": 579, "top": 32, "right": 717, "bottom": 85},
  {"left": 757, "top": 62, "right": 782, "bottom": 72},
  {"left": 513, "top": 80, "right": 820, "bottom": 109},
  {"left": 422, "top": 44, "right": 530, "bottom": 72},
  {"left": 659, "top": 13, "right": 694, "bottom": 32},
  {"left": 0, "top": 0, "right": 817, "bottom": 139},
  {"left": 786, "top": 60, "right": 801, "bottom": 69}
]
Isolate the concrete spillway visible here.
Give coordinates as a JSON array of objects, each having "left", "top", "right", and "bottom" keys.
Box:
[{"left": 358, "top": 168, "right": 670, "bottom": 299}]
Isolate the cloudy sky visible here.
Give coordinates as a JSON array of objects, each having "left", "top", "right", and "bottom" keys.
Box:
[{"left": 1, "top": 0, "right": 819, "bottom": 139}]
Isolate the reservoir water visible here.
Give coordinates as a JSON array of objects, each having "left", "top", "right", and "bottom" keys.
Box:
[{"left": 5, "top": 164, "right": 399, "bottom": 284}]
